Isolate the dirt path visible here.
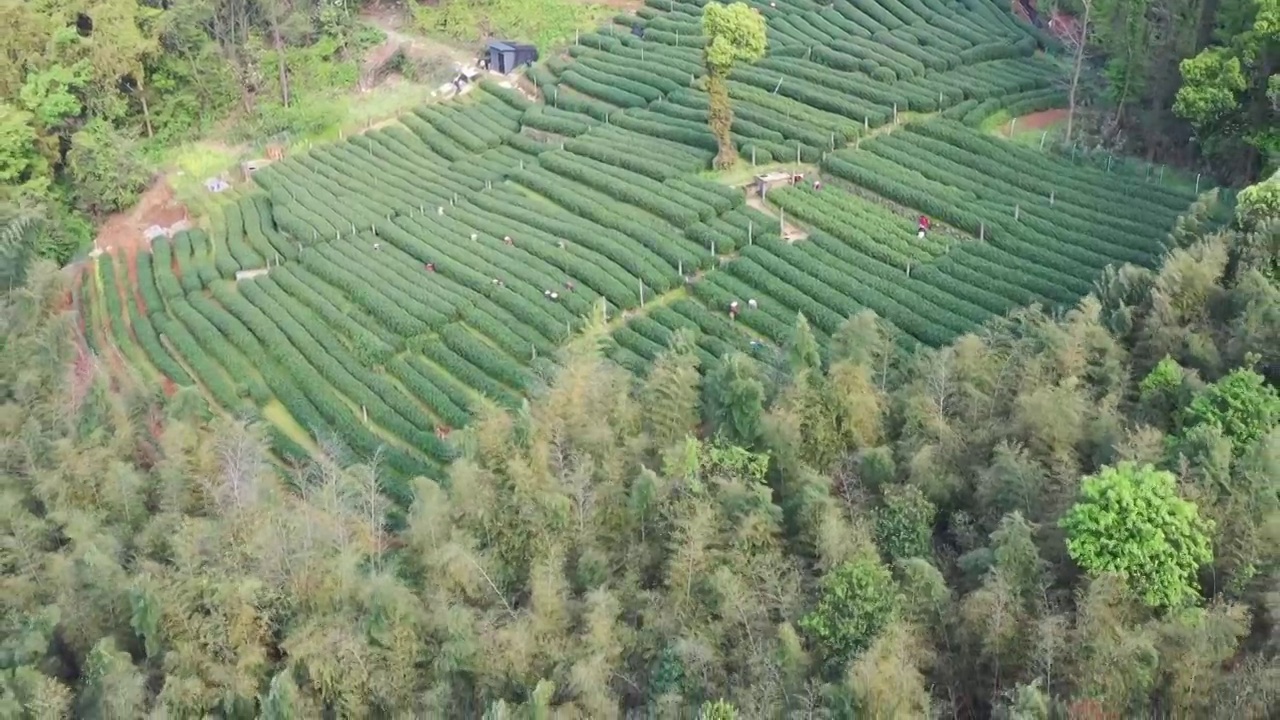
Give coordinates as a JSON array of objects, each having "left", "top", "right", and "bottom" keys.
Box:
[
  {"left": 361, "top": 3, "right": 475, "bottom": 67},
  {"left": 93, "top": 181, "right": 189, "bottom": 258},
  {"left": 746, "top": 194, "right": 809, "bottom": 242}
]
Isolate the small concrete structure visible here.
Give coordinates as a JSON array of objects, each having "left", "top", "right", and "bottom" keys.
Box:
[
  {"left": 753, "top": 171, "right": 795, "bottom": 197},
  {"left": 485, "top": 41, "right": 539, "bottom": 74}
]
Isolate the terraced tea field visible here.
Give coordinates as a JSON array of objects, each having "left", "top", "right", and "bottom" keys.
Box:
[{"left": 77, "top": 0, "right": 1199, "bottom": 498}]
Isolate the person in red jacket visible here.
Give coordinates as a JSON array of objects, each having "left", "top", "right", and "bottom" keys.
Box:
[
  {"left": 425, "top": 262, "right": 436, "bottom": 273},
  {"left": 917, "top": 215, "right": 931, "bottom": 239}
]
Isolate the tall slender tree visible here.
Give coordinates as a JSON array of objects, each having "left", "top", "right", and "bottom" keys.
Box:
[{"left": 701, "top": 2, "right": 767, "bottom": 168}]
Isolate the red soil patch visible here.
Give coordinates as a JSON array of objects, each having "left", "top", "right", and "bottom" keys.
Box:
[
  {"left": 1002, "top": 108, "right": 1069, "bottom": 134},
  {"left": 94, "top": 180, "right": 188, "bottom": 260}
]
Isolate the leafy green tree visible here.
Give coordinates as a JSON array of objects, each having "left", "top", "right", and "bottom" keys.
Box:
[
  {"left": 800, "top": 555, "right": 897, "bottom": 673},
  {"left": 874, "top": 485, "right": 935, "bottom": 561},
  {"left": 65, "top": 119, "right": 151, "bottom": 216},
  {"left": 786, "top": 312, "right": 821, "bottom": 375},
  {"left": 1060, "top": 463, "right": 1214, "bottom": 608},
  {"left": 1173, "top": 0, "right": 1280, "bottom": 178},
  {"left": 701, "top": 2, "right": 767, "bottom": 168},
  {"left": 1181, "top": 367, "right": 1280, "bottom": 453},
  {"left": 706, "top": 352, "right": 765, "bottom": 445}
]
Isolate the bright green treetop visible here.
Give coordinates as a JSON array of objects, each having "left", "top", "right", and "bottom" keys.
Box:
[
  {"left": 1182, "top": 367, "right": 1280, "bottom": 453},
  {"left": 1060, "top": 462, "right": 1213, "bottom": 609},
  {"left": 702, "top": 2, "right": 768, "bottom": 75},
  {"left": 799, "top": 556, "right": 897, "bottom": 673}
]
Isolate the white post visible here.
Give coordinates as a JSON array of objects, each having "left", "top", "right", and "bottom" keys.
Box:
[
  {"left": 1040, "top": 131, "right": 1048, "bottom": 150},
  {"left": 893, "top": 103, "right": 898, "bottom": 122},
  {"left": 796, "top": 143, "right": 801, "bottom": 164},
  {"left": 830, "top": 132, "right": 835, "bottom": 150},
  {"left": 807, "top": 46, "right": 812, "bottom": 60},
  {"left": 752, "top": 146, "right": 757, "bottom": 165},
  {"left": 779, "top": 207, "right": 785, "bottom": 236},
  {"left": 773, "top": 77, "right": 783, "bottom": 94},
  {"left": 1049, "top": 190, "right": 1055, "bottom": 206},
  {"left": 906, "top": 263, "right": 911, "bottom": 277},
  {"left": 711, "top": 240, "right": 716, "bottom": 256},
  {"left": 864, "top": 117, "right": 869, "bottom": 132},
  {"left": 1159, "top": 165, "right": 1165, "bottom": 183},
  {"left": 362, "top": 406, "right": 368, "bottom": 424},
  {"left": 748, "top": 220, "right": 753, "bottom": 245},
  {"left": 980, "top": 223, "right": 985, "bottom": 241},
  {"left": 1009, "top": 117, "right": 1017, "bottom": 137},
  {"left": 678, "top": 260, "right": 683, "bottom": 276},
  {"left": 639, "top": 279, "right": 645, "bottom": 307},
  {"left": 576, "top": 29, "right": 580, "bottom": 45},
  {"left": 1014, "top": 204, "right": 1020, "bottom": 221},
  {"left": 1195, "top": 173, "right": 1201, "bottom": 193}
]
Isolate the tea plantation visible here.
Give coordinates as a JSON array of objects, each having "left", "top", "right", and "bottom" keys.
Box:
[{"left": 77, "top": 0, "right": 1199, "bottom": 499}]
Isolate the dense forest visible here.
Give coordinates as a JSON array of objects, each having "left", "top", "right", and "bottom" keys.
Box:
[{"left": 2, "top": 179, "right": 1277, "bottom": 716}]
